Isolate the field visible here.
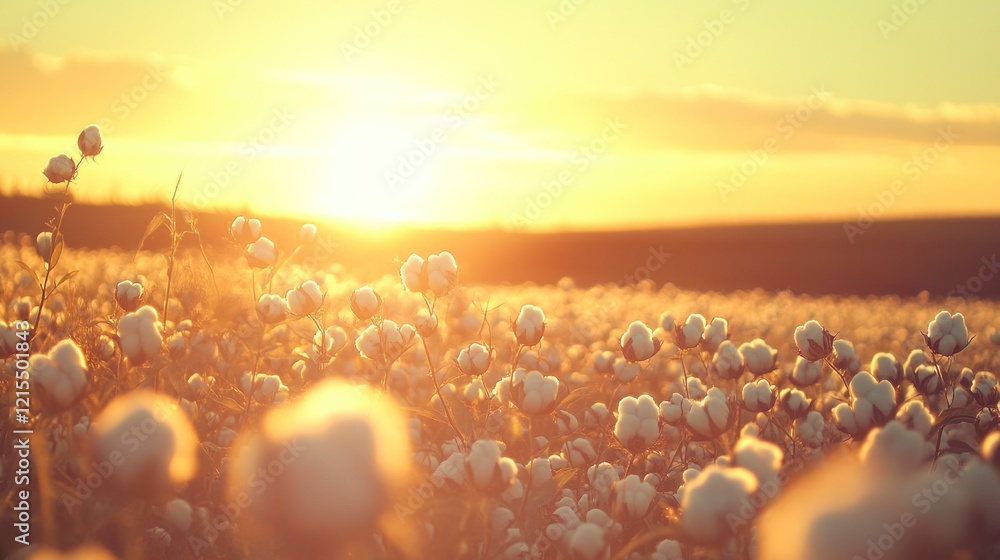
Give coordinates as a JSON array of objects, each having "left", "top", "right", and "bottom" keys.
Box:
[{"left": 2, "top": 199, "right": 1000, "bottom": 559}]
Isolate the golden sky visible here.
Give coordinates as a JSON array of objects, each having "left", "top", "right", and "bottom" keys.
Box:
[{"left": 1, "top": 0, "right": 999, "bottom": 230}]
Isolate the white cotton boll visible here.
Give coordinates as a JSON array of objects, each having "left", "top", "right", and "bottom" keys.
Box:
[
  {"left": 298, "top": 223, "right": 317, "bottom": 244},
  {"left": 355, "top": 320, "right": 416, "bottom": 363},
  {"left": 585, "top": 402, "right": 611, "bottom": 426},
  {"left": 255, "top": 294, "right": 286, "bottom": 324},
  {"left": 659, "top": 393, "right": 686, "bottom": 425},
  {"left": 680, "top": 465, "right": 758, "bottom": 544},
  {"left": 313, "top": 326, "right": 348, "bottom": 356},
  {"left": 349, "top": 286, "right": 382, "bottom": 321},
  {"left": 902, "top": 349, "right": 931, "bottom": 382},
  {"left": 834, "top": 371, "right": 896, "bottom": 437},
  {"left": 594, "top": 350, "right": 616, "bottom": 374},
  {"left": 458, "top": 343, "right": 492, "bottom": 376},
  {"left": 118, "top": 305, "right": 162, "bottom": 364},
  {"left": 793, "top": 320, "right": 834, "bottom": 361},
  {"left": 894, "top": 400, "right": 934, "bottom": 437},
  {"left": 490, "top": 506, "right": 516, "bottom": 535},
  {"left": 650, "top": 539, "right": 683, "bottom": 560},
  {"left": 285, "top": 280, "right": 324, "bottom": 316},
  {"left": 245, "top": 237, "right": 277, "bottom": 268},
  {"left": 860, "top": 421, "right": 926, "bottom": 472},
  {"left": 588, "top": 462, "right": 622, "bottom": 506},
  {"left": 562, "top": 437, "right": 597, "bottom": 468},
  {"left": 568, "top": 523, "right": 609, "bottom": 560},
  {"left": 77, "top": 123, "right": 104, "bottom": 157},
  {"left": 585, "top": 508, "right": 622, "bottom": 538},
  {"left": 30, "top": 339, "right": 88, "bottom": 410},
  {"left": 611, "top": 474, "right": 656, "bottom": 520},
  {"left": 676, "top": 313, "right": 706, "bottom": 349},
  {"left": 710, "top": 340, "right": 745, "bottom": 381},
  {"left": 416, "top": 309, "right": 438, "bottom": 337},
  {"left": 528, "top": 457, "right": 553, "bottom": 487},
  {"left": 732, "top": 436, "right": 784, "bottom": 488},
  {"left": 913, "top": 364, "right": 944, "bottom": 396},
  {"left": 702, "top": 317, "right": 728, "bottom": 353},
  {"left": 186, "top": 373, "right": 209, "bottom": 400},
  {"left": 556, "top": 410, "right": 580, "bottom": 435},
  {"left": 514, "top": 304, "right": 546, "bottom": 346},
  {"left": 465, "top": 440, "right": 517, "bottom": 493},
  {"left": 163, "top": 498, "right": 193, "bottom": 531},
  {"left": 511, "top": 368, "right": 560, "bottom": 415},
  {"left": 613, "top": 395, "right": 661, "bottom": 453},
  {"left": 926, "top": 310, "right": 970, "bottom": 356},
  {"left": 620, "top": 320, "right": 661, "bottom": 362},
  {"left": 686, "top": 376, "right": 707, "bottom": 400},
  {"left": 114, "top": 280, "right": 143, "bottom": 312},
  {"left": 970, "top": 371, "right": 999, "bottom": 407},
  {"left": 659, "top": 311, "right": 676, "bottom": 334},
  {"left": 434, "top": 452, "right": 466, "bottom": 488},
  {"left": 870, "top": 352, "right": 903, "bottom": 386},
  {"left": 790, "top": 356, "right": 822, "bottom": 387},
  {"left": 42, "top": 153, "right": 76, "bottom": 184},
  {"left": 399, "top": 254, "right": 426, "bottom": 293},
  {"left": 90, "top": 390, "right": 198, "bottom": 500},
  {"left": 795, "top": 411, "right": 827, "bottom": 447},
  {"left": 425, "top": 251, "right": 459, "bottom": 296},
  {"left": 779, "top": 388, "right": 810, "bottom": 419},
  {"left": 217, "top": 427, "right": 238, "bottom": 447},
  {"left": 230, "top": 216, "right": 262, "bottom": 243},
  {"left": 832, "top": 339, "right": 861, "bottom": 374},
  {"left": 462, "top": 379, "right": 487, "bottom": 403},
  {"left": 612, "top": 358, "right": 642, "bottom": 383},
  {"left": 741, "top": 379, "right": 776, "bottom": 413},
  {"left": 684, "top": 387, "right": 730, "bottom": 440},
  {"left": 739, "top": 338, "right": 778, "bottom": 376},
  {"left": 227, "top": 381, "right": 410, "bottom": 546}
]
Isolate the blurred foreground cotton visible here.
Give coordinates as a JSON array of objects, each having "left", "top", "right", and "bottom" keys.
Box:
[{"left": 227, "top": 380, "right": 411, "bottom": 552}]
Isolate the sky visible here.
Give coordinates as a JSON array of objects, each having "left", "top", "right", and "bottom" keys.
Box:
[{"left": 1, "top": 0, "right": 998, "bottom": 231}]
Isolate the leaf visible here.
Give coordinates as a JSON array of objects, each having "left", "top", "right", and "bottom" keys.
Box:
[
  {"left": 211, "top": 393, "right": 248, "bottom": 415},
  {"left": 134, "top": 212, "right": 170, "bottom": 260},
  {"left": 49, "top": 233, "right": 64, "bottom": 270},
  {"left": 928, "top": 406, "right": 977, "bottom": 436},
  {"left": 55, "top": 270, "right": 79, "bottom": 288},
  {"left": 15, "top": 261, "right": 40, "bottom": 288},
  {"left": 402, "top": 406, "right": 449, "bottom": 426}
]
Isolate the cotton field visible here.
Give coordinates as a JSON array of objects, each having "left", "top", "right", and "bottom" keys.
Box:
[{"left": 3, "top": 128, "right": 1000, "bottom": 560}]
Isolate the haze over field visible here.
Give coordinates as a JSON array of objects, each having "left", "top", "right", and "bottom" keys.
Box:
[{"left": 2, "top": 0, "right": 999, "bottom": 230}]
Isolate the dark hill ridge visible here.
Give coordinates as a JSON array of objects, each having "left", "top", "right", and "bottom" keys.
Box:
[{"left": 2, "top": 194, "right": 998, "bottom": 299}]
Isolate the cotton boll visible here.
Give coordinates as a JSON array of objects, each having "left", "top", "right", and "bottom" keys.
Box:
[
  {"left": 833, "top": 372, "right": 896, "bottom": 437},
  {"left": 620, "top": 320, "right": 661, "bottom": 362},
  {"left": 614, "top": 394, "right": 660, "bottom": 453},
  {"left": 680, "top": 465, "right": 758, "bottom": 544},
  {"left": 556, "top": 410, "right": 580, "bottom": 435},
  {"left": 298, "top": 223, "right": 317, "bottom": 244},
  {"left": 117, "top": 305, "right": 162, "bottom": 364},
  {"left": 399, "top": 254, "right": 426, "bottom": 293},
  {"left": 227, "top": 381, "right": 410, "bottom": 549},
  {"left": 894, "top": 400, "right": 934, "bottom": 437},
  {"left": 859, "top": 420, "right": 926, "bottom": 472},
  {"left": 587, "top": 462, "right": 622, "bottom": 506},
  {"left": 926, "top": 310, "right": 970, "bottom": 357},
  {"left": 42, "top": 153, "right": 76, "bottom": 184},
  {"left": 30, "top": 339, "right": 88, "bottom": 410},
  {"left": 650, "top": 539, "right": 683, "bottom": 560},
  {"left": 676, "top": 313, "right": 706, "bottom": 349},
  {"left": 349, "top": 287, "right": 382, "bottom": 321},
  {"left": 610, "top": 474, "right": 656, "bottom": 520},
  {"left": 568, "top": 523, "right": 609, "bottom": 560},
  {"left": 562, "top": 437, "right": 597, "bottom": 468},
  {"left": 793, "top": 320, "right": 834, "bottom": 361},
  {"left": 163, "top": 498, "right": 193, "bottom": 531},
  {"left": 971, "top": 371, "right": 999, "bottom": 407},
  {"left": 778, "top": 388, "right": 811, "bottom": 419},
  {"left": 870, "top": 352, "right": 903, "bottom": 386},
  {"left": 245, "top": 237, "right": 278, "bottom": 268},
  {"left": 425, "top": 251, "right": 459, "bottom": 297},
  {"left": 739, "top": 338, "right": 778, "bottom": 376},
  {"left": 832, "top": 339, "right": 861, "bottom": 375},
  {"left": 701, "top": 317, "right": 728, "bottom": 353},
  {"left": 514, "top": 304, "right": 546, "bottom": 346},
  {"left": 659, "top": 393, "right": 685, "bottom": 425},
  {"left": 612, "top": 358, "right": 642, "bottom": 383},
  {"left": 285, "top": 281, "right": 324, "bottom": 316},
  {"left": 913, "top": 364, "right": 944, "bottom": 396},
  {"left": 230, "top": 216, "right": 262, "bottom": 243},
  {"left": 795, "top": 411, "right": 827, "bottom": 448},
  {"left": 415, "top": 309, "right": 439, "bottom": 337},
  {"left": 256, "top": 294, "right": 287, "bottom": 324},
  {"left": 741, "top": 379, "right": 776, "bottom": 413},
  {"left": 710, "top": 340, "right": 745, "bottom": 381},
  {"left": 465, "top": 440, "right": 517, "bottom": 494},
  {"left": 90, "top": 390, "right": 198, "bottom": 500},
  {"left": 114, "top": 280, "right": 143, "bottom": 312},
  {"left": 355, "top": 320, "right": 416, "bottom": 363},
  {"left": 594, "top": 350, "right": 616, "bottom": 374},
  {"left": 458, "top": 343, "right": 492, "bottom": 376},
  {"left": 790, "top": 356, "right": 822, "bottom": 387},
  {"left": 684, "top": 387, "right": 731, "bottom": 440},
  {"left": 510, "top": 368, "right": 561, "bottom": 415},
  {"left": 732, "top": 436, "right": 784, "bottom": 488}
]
